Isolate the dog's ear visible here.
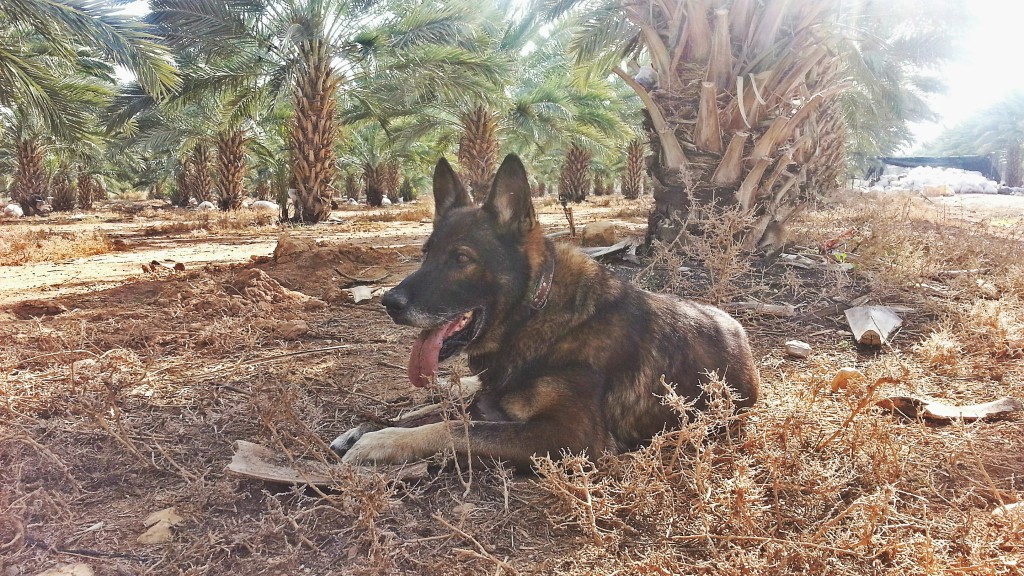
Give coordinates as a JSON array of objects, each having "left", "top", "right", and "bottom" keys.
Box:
[
  {"left": 483, "top": 155, "right": 536, "bottom": 233},
  {"left": 432, "top": 158, "right": 472, "bottom": 223}
]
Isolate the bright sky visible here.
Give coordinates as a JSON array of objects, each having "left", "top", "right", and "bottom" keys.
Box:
[{"left": 908, "top": 0, "right": 1024, "bottom": 151}]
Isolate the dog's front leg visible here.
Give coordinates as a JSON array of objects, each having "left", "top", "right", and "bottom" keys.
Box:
[
  {"left": 341, "top": 418, "right": 599, "bottom": 468},
  {"left": 340, "top": 422, "right": 452, "bottom": 464},
  {"left": 330, "top": 376, "right": 481, "bottom": 458}
]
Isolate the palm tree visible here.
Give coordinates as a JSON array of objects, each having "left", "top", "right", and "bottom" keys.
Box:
[
  {"left": 149, "top": 0, "right": 516, "bottom": 221},
  {"left": 622, "top": 138, "right": 646, "bottom": 199},
  {"left": 458, "top": 104, "right": 501, "bottom": 199},
  {"left": 928, "top": 92, "right": 1024, "bottom": 187},
  {"left": 1, "top": 54, "right": 112, "bottom": 215},
  {"left": 216, "top": 128, "right": 248, "bottom": 209},
  {"left": 0, "top": 0, "right": 178, "bottom": 136},
  {"left": 837, "top": 0, "right": 963, "bottom": 174},
  {"left": 558, "top": 142, "right": 591, "bottom": 203},
  {"left": 540, "top": 0, "right": 962, "bottom": 248}
]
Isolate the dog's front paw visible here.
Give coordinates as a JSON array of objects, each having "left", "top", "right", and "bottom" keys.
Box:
[
  {"left": 341, "top": 424, "right": 447, "bottom": 465},
  {"left": 330, "top": 423, "right": 377, "bottom": 457}
]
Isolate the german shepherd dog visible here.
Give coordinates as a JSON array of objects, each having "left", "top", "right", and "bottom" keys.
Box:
[{"left": 332, "top": 155, "right": 759, "bottom": 468}]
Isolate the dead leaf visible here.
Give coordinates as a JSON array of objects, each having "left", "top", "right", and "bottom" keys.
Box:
[
  {"left": 877, "top": 395, "right": 1023, "bottom": 422},
  {"left": 831, "top": 367, "right": 865, "bottom": 392},
  {"left": 137, "top": 521, "right": 173, "bottom": 545},
  {"left": 137, "top": 507, "right": 183, "bottom": 545},
  {"left": 144, "top": 507, "right": 183, "bottom": 528},
  {"left": 33, "top": 564, "right": 94, "bottom": 576}
]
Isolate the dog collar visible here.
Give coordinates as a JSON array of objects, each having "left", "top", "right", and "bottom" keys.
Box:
[{"left": 529, "top": 242, "right": 556, "bottom": 311}]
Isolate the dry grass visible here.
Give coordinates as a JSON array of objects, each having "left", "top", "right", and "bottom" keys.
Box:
[
  {"left": 140, "top": 209, "right": 279, "bottom": 236},
  {"left": 0, "top": 227, "right": 117, "bottom": 266},
  {"left": 350, "top": 200, "right": 434, "bottom": 223},
  {"left": 1, "top": 192, "right": 1023, "bottom": 575}
]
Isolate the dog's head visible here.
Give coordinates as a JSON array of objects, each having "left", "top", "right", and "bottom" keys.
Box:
[{"left": 382, "top": 154, "right": 545, "bottom": 387}]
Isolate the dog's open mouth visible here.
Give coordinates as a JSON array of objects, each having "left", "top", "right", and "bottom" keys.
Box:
[{"left": 407, "top": 309, "right": 482, "bottom": 387}]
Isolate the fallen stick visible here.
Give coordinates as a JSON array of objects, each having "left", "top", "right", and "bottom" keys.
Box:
[
  {"left": 722, "top": 302, "right": 797, "bottom": 317},
  {"left": 935, "top": 268, "right": 992, "bottom": 278}
]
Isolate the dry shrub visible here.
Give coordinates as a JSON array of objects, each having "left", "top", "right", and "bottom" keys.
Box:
[
  {"left": 961, "top": 298, "right": 1024, "bottom": 359},
  {"left": 0, "top": 227, "right": 115, "bottom": 265},
  {"left": 914, "top": 328, "right": 963, "bottom": 367},
  {"left": 796, "top": 192, "right": 1020, "bottom": 294},
  {"left": 530, "top": 370, "right": 1022, "bottom": 574},
  {"left": 637, "top": 207, "right": 752, "bottom": 303}
]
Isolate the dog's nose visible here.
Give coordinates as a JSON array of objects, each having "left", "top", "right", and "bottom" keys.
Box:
[{"left": 381, "top": 288, "right": 409, "bottom": 315}]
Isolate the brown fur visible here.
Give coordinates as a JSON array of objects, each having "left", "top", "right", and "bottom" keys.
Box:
[{"left": 332, "top": 155, "right": 759, "bottom": 468}]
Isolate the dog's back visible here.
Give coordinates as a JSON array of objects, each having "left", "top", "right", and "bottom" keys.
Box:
[{"left": 466, "top": 241, "right": 758, "bottom": 457}]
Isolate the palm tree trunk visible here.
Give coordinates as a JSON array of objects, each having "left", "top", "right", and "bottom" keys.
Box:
[
  {"left": 622, "top": 0, "right": 845, "bottom": 249},
  {"left": 290, "top": 37, "right": 339, "bottom": 222},
  {"left": 383, "top": 161, "right": 401, "bottom": 203},
  {"left": 363, "top": 162, "right": 385, "bottom": 207},
  {"left": 77, "top": 172, "right": 95, "bottom": 210},
  {"left": 173, "top": 165, "right": 191, "bottom": 207},
  {"left": 1006, "top": 144, "right": 1023, "bottom": 187},
  {"left": 622, "top": 139, "right": 646, "bottom": 200},
  {"left": 344, "top": 173, "right": 360, "bottom": 200},
  {"left": 216, "top": 129, "right": 247, "bottom": 210},
  {"left": 458, "top": 104, "right": 500, "bottom": 200},
  {"left": 188, "top": 143, "right": 213, "bottom": 203},
  {"left": 558, "top": 143, "right": 591, "bottom": 204},
  {"left": 13, "top": 138, "right": 48, "bottom": 216}
]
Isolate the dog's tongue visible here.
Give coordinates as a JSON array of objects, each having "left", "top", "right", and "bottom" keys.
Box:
[{"left": 408, "top": 318, "right": 464, "bottom": 388}]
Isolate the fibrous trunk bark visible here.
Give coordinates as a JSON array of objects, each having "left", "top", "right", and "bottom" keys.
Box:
[
  {"left": 77, "top": 172, "right": 95, "bottom": 210},
  {"left": 290, "top": 37, "right": 338, "bottom": 222},
  {"left": 458, "top": 104, "right": 500, "bottom": 200},
  {"left": 173, "top": 166, "right": 191, "bottom": 207},
  {"left": 363, "top": 163, "right": 385, "bottom": 207},
  {"left": 622, "top": 139, "right": 647, "bottom": 200},
  {"left": 216, "top": 129, "right": 247, "bottom": 210},
  {"left": 344, "top": 173, "right": 360, "bottom": 200},
  {"left": 13, "top": 138, "right": 48, "bottom": 216},
  {"left": 187, "top": 143, "right": 213, "bottom": 203},
  {"left": 558, "top": 144, "right": 592, "bottom": 204},
  {"left": 631, "top": 0, "right": 846, "bottom": 249},
  {"left": 383, "top": 161, "right": 401, "bottom": 203}
]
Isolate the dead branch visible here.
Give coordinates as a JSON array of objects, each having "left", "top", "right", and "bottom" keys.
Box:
[
  {"left": 722, "top": 302, "right": 797, "bottom": 317},
  {"left": 432, "top": 513, "right": 519, "bottom": 575}
]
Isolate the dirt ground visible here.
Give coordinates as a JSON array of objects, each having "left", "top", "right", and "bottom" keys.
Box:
[{"left": 1, "top": 192, "right": 1023, "bottom": 575}]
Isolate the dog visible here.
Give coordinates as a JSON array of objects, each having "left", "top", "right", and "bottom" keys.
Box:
[{"left": 331, "top": 155, "right": 759, "bottom": 468}]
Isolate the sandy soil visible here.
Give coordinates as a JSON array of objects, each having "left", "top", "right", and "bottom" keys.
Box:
[
  {"left": 929, "top": 193, "right": 1024, "bottom": 225},
  {"left": 0, "top": 199, "right": 643, "bottom": 306}
]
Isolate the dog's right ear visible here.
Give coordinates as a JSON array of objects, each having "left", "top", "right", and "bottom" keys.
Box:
[{"left": 432, "top": 158, "right": 472, "bottom": 223}]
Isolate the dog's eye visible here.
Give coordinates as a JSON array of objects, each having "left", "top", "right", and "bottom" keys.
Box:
[{"left": 454, "top": 252, "right": 471, "bottom": 265}]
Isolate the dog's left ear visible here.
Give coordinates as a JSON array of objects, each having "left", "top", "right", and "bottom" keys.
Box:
[{"left": 483, "top": 155, "right": 536, "bottom": 233}]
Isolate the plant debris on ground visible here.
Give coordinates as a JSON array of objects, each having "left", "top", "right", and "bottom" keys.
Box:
[{"left": 1, "top": 193, "right": 1022, "bottom": 575}]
